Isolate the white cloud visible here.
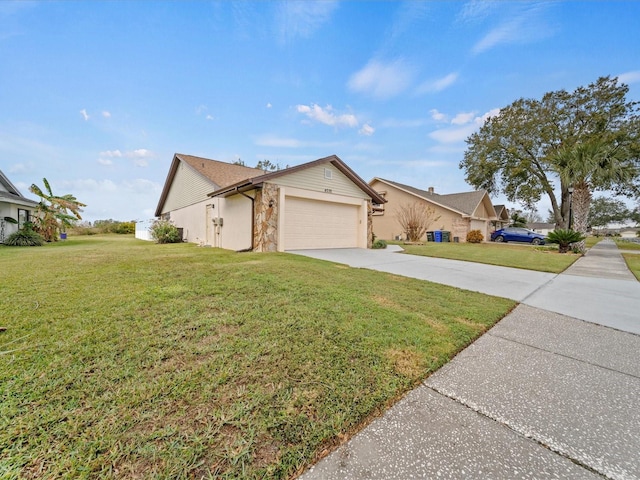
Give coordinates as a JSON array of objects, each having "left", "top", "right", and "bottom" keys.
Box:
[
  {"left": 254, "top": 134, "right": 342, "bottom": 149},
  {"left": 359, "top": 124, "right": 375, "bottom": 136},
  {"left": 416, "top": 72, "right": 459, "bottom": 94},
  {"left": 618, "top": 70, "right": 640, "bottom": 84},
  {"left": 276, "top": 0, "right": 338, "bottom": 43},
  {"left": 471, "top": 4, "right": 555, "bottom": 54},
  {"left": 206, "top": 114, "right": 214, "bottom": 120},
  {"left": 296, "top": 104, "right": 358, "bottom": 128},
  {"left": 429, "top": 124, "right": 478, "bottom": 144},
  {"left": 451, "top": 111, "right": 476, "bottom": 125},
  {"left": 266, "top": 102, "right": 272, "bottom": 108},
  {"left": 129, "top": 149, "right": 153, "bottom": 158},
  {"left": 80, "top": 109, "right": 89, "bottom": 121},
  {"left": 348, "top": 59, "right": 414, "bottom": 99},
  {"left": 429, "top": 108, "right": 500, "bottom": 144},
  {"left": 8, "top": 163, "right": 33, "bottom": 174},
  {"left": 102, "top": 111, "right": 111, "bottom": 118},
  {"left": 457, "top": 0, "right": 498, "bottom": 23},
  {"left": 100, "top": 149, "right": 123, "bottom": 158},
  {"left": 97, "top": 148, "right": 153, "bottom": 166},
  {"left": 430, "top": 109, "right": 448, "bottom": 122}
]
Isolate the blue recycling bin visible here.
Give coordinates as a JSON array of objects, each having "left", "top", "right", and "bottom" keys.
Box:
[{"left": 434, "top": 231, "right": 442, "bottom": 242}]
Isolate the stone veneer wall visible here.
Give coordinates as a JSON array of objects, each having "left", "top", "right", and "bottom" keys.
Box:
[
  {"left": 367, "top": 201, "right": 374, "bottom": 248},
  {"left": 254, "top": 183, "right": 279, "bottom": 252}
]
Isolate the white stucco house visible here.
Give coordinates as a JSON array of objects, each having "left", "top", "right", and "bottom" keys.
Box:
[
  {"left": 154, "top": 154, "right": 386, "bottom": 252},
  {"left": 0, "top": 170, "right": 39, "bottom": 243}
]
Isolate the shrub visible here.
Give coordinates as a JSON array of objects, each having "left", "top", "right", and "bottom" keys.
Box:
[
  {"left": 5, "top": 225, "right": 45, "bottom": 247},
  {"left": 466, "top": 229, "right": 484, "bottom": 243},
  {"left": 150, "top": 219, "right": 182, "bottom": 244},
  {"left": 546, "top": 229, "right": 586, "bottom": 253},
  {"left": 372, "top": 239, "right": 387, "bottom": 249}
]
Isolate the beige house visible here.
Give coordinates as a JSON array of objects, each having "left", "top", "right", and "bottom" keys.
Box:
[
  {"left": 493, "top": 205, "right": 510, "bottom": 230},
  {"left": 369, "top": 178, "right": 497, "bottom": 242},
  {"left": 155, "top": 154, "right": 385, "bottom": 251},
  {"left": 0, "top": 170, "right": 39, "bottom": 243}
]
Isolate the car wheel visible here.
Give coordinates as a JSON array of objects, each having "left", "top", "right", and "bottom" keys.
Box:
[
  {"left": 531, "top": 238, "right": 541, "bottom": 245},
  {"left": 494, "top": 235, "right": 505, "bottom": 242}
]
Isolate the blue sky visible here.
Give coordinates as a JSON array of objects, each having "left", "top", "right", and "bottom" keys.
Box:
[{"left": 1, "top": 1, "right": 639, "bottom": 222}]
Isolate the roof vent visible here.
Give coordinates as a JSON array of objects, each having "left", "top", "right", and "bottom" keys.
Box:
[{"left": 428, "top": 187, "right": 434, "bottom": 194}]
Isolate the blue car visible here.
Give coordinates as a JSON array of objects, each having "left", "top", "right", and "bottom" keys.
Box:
[{"left": 490, "top": 227, "right": 546, "bottom": 245}]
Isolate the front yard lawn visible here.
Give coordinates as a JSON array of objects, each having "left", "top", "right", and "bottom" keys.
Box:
[
  {"left": 622, "top": 253, "right": 640, "bottom": 281},
  {"left": 399, "top": 241, "right": 580, "bottom": 273},
  {"left": 0, "top": 236, "right": 514, "bottom": 479},
  {"left": 615, "top": 238, "right": 640, "bottom": 251}
]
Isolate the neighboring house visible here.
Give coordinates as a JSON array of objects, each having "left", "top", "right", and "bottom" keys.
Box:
[
  {"left": 527, "top": 222, "right": 556, "bottom": 236},
  {"left": 369, "top": 178, "right": 497, "bottom": 242},
  {"left": 0, "top": 170, "right": 39, "bottom": 243},
  {"left": 155, "top": 153, "right": 386, "bottom": 251},
  {"left": 493, "top": 204, "right": 510, "bottom": 230}
]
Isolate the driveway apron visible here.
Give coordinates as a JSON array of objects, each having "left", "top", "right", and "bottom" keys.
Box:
[{"left": 296, "top": 240, "right": 640, "bottom": 479}]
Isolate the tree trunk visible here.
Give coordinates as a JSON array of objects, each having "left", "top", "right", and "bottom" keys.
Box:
[{"left": 571, "top": 181, "right": 591, "bottom": 253}]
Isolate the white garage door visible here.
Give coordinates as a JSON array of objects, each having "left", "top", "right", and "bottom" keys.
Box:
[{"left": 284, "top": 196, "right": 360, "bottom": 250}]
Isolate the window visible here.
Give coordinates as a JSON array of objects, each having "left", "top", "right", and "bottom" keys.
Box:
[{"left": 18, "top": 209, "right": 29, "bottom": 228}]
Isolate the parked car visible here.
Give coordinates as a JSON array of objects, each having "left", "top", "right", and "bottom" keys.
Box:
[{"left": 490, "top": 227, "right": 546, "bottom": 245}]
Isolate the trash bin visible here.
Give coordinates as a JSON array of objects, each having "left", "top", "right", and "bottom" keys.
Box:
[
  {"left": 434, "top": 231, "right": 442, "bottom": 242},
  {"left": 453, "top": 236, "right": 459, "bottom": 243},
  {"left": 427, "top": 231, "right": 435, "bottom": 242},
  {"left": 442, "top": 231, "right": 451, "bottom": 242},
  {"left": 60, "top": 233, "right": 67, "bottom": 240}
]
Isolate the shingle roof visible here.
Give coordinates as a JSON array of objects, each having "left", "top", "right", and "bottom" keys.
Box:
[
  {"left": 373, "top": 178, "right": 489, "bottom": 216},
  {"left": 208, "top": 154, "right": 387, "bottom": 204},
  {"left": 156, "top": 154, "right": 387, "bottom": 216},
  {"left": 0, "top": 170, "right": 39, "bottom": 207},
  {"left": 155, "top": 154, "right": 265, "bottom": 216},
  {"left": 177, "top": 154, "right": 265, "bottom": 188}
]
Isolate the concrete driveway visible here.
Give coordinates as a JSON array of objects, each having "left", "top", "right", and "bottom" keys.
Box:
[
  {"left": 295, "top": 240, "right": 640, "bottom": 479},
  {"left": 292, "top": 241, "right": 640, "bottom": 334}
]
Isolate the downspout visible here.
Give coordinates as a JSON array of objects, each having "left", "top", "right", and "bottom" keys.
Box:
[{"left": 237, "top": 189, "right": 255, "bottom": 251}]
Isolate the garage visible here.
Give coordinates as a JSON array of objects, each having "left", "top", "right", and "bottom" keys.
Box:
[{"left": 284, "top": 196, "right": 360, "bottom": 250}]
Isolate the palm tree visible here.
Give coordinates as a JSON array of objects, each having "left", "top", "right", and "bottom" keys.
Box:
[
  {"left": 553, "top": 139, "right": 638, "bottom": 252},
  {"left": 29, "top": 178, "right": 86, "bottom": 242}
]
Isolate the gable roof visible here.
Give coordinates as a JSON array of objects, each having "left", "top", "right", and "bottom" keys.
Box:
[
  {"left": 493, "top": 204, "right": 509, "bottom": 220},
  {"left": 209, "top": 155, "right": 387, "bottom": 205},
  {"left": 0, "top": 170, "right": 39, "bottom": 208},
  {"left": 371, "top": 177, "right": 494, "bottom": 218},
  {"left": 155, "top": 154, "right": 265, "bottom": 216}
]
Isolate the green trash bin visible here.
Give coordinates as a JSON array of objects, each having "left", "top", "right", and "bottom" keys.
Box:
[
  {"left": 442, "top": 231, "right": 450, "bottom": 242},
  {"left": 426, "top": 231, "right": 435, "bottom": 242}
]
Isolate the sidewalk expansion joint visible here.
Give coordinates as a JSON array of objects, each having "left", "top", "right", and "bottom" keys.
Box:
[
  {"left": 424, "top": 385, "right": 611, "bottom": 480},
  {"left": 486, "top": 331, "right": 640, "bottom": 381}
]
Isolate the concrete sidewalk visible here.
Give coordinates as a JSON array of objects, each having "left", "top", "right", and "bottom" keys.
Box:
[{"left": 297, "top": 240, "right": 640, "bottom": 479}]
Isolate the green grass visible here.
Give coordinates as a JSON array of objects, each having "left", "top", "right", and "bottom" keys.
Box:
[
  {"left": 398, "top": 241, "right": 580, "bottom": 273},
  {"left": 0, "top": 236, "right": 514, "bottom": 479},
  {"left": 622, "top": 253, "right": 640, "bottom": 281},
  {"left": 614, "top": 238, "right": 640, "bottom": 251}
]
